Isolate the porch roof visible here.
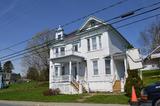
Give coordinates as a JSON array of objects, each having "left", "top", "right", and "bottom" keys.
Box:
[
  {"left": 113, "top": 52, "right": 126, "bottom": 60},
  {"left": 50, "top": 55, "right": 85, "bottom": 63},
  {"left": 105, "top": 52, "right": 126, "bottom": 60}
]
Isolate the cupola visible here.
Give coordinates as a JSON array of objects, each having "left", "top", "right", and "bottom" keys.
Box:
[{"left": 55, "top": 25, "right": 64, "bottom": 40}]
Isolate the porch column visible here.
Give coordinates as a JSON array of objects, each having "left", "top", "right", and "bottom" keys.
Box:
[
  {"left": 124, "top": 57, "right": 128, "bottom": 78},
  {"left": 58, "top": 64, "right": 61, "bottom": 76},
  {"left": 49, "top": 61, "right": 54, "bottom": 89},
  {"left": 110, "top": 56, "right": 114, "bottom": 76},
  {"left": 76, "top": 62, "right": 79, "bottom": 81},
  {"left": 69, "top": 61, "right": 72, "bottom": 81}
]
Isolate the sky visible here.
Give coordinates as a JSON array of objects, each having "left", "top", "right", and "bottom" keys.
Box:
[{"left": 0, "top": 0, "right": 159, "bottom": 75}]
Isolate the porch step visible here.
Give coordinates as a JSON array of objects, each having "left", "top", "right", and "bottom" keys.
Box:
[
  {"left": 71, "top": 81, "right": 87, "bottom": 93},
  {"left": 71, "top": 81, "right": 79, "bottom": 91},
  {"left": 113, "top": 80, "right": 121, "bottom": 92}
]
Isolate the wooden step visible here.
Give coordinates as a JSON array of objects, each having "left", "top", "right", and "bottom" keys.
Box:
[
  {"left": 113, "top": 80, "right": 121, "bottom": 92},
  {"left": 71, "top": 81, "right": 79, "bottom": 91}
]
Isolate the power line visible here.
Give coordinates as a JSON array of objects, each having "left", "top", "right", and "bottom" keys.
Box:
[
  {"left": 0, "top": 4, "right": 160, "bottom": 61},
  {"left": 0, "top": 0, "right": 128, "bottom": 52},
  {"left": 0, "top": 0, "right": 159, "bottom": 53},
  {"left": 3, "top": 13, "right": 160, "bottom": 63},
  {"left": 1, "top": 12, "right": 160, "bottom": 62}
]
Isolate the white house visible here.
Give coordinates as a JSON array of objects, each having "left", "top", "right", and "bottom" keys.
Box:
[
  {"left": 49, "top": 16, "right": 132, "bottom": 94},
  {"left": 142, "top": 45, "right": 160, "bottom": 70}
]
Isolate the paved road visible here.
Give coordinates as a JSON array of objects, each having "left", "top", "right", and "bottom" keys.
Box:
[{"left": 0, "top": 100, "right": 129, "bottom": 106}]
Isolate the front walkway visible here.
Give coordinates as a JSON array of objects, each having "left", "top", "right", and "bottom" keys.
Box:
[{"left": 0, "top": 100, "right": 129, "bottom": 106}]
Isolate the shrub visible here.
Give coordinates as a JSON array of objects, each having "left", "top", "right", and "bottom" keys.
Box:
[
  {"left": 43, "top": 88, "right": 60, "bottom": 96},
  {"left": 125, "top": 69, "right": 143, "bottom": 97}
]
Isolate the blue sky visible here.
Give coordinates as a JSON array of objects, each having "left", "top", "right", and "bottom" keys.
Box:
[{"left": 0, "top": 0, "right": 159, "bottom": 74}]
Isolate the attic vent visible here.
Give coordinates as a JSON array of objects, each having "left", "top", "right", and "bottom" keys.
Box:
[{"left": 90, "top": 21, "right": 96, "bottom": 27}]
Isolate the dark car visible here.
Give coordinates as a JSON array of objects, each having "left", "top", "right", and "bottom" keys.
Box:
[{"left": 140, "top": 82, "right": 160, "bottom": 106}]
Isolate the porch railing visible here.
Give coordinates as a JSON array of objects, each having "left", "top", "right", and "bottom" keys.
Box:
[
  {"left": 52, "top": 75, "right": 70, "bottom": 82},
  {"left": 53, "top": 49, "right": 82, "bottom": 58},
  {"left": 52, "top": 75, "right": 85, "bottom": 83}
]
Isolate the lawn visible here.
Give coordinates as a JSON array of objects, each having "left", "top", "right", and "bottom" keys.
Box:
[
  {"left": 0, "top": 81, "right": 129, "bottom": 104},
  {"left": 0, "top": 81, "right": 83, "bottom": 102},
  {"left": 84, "top": 95, "right": 129, "bottom": 104},
  {"left": 142, "top": 70, "right": 160, "bottom": 86},
  {"left": 0, "top": 70, "right": 159, "bottom": 104}
]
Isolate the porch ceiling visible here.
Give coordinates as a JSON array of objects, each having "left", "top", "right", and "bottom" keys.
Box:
[
  {"left": 113, "top": 53, "right": 126, "bottom": 60},
  {"left": 50, "top": 55, "right": 85, "bottom": 63}
]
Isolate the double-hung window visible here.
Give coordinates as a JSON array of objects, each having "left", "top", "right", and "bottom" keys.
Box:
[
  {"left": 105, "top": 59, "right": 111, "bottom": 74},
  {"left": 93, "top": 60, "right": 98, "bottom": 75},
  {"left": 87, "top": 39, "right": 90, "bottom": 51},
  {"left": 99, "top": 36, "right": 102, "bottom": 49},
  {"left": 73, "top": 44, "right": 78, "bottom": 52},
  {"left": 92, "top": 37, "right": 97, "bottom": 50},
  {"left": 55, "top": 66, "right": 58, "bottom": 76},
  {"left": 55, "top": 48, "right": 59, "bottom": 54},
  {"left": 60, "top": 47, "right": 65, "bottom": 56}
]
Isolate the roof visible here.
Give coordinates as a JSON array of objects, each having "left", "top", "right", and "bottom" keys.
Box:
[
  {"left": 145, "top": 45, "right": 160, "bottom": 60},
  {"left": 58, "top": 16, "right": 131, "bottom": 46}
]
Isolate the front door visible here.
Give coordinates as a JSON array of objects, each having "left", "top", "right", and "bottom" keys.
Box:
[
  {"left": 116, "top": 60, "right": 125, "bottom": 80},
  {"left": 74, "top": 66, "right": 77, "bottom": 79}
]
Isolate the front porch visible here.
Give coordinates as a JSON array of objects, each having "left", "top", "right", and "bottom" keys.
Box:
[
  {"left": 50, "top": 55, "right": 88, "bottom": 94},
  {"left": 111, "top": 53, "right": 128, "bottom": 92}
]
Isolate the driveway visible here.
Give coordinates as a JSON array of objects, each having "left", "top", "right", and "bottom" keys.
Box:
[{"left": 0, "top": 100, "right": 129, "bottom": 106}]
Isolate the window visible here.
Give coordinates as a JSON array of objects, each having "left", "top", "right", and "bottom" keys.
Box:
[
  {"left": 87, "top": 39, "right": 90, "bottom": 51},
  {"left": 99, "top": 36, "right": 102, "bottom": 49},
  {"left": 90, "top": 21, "right": 95, "bottom": 27},
  {"left": 60, "top": 47, "right": 65, "bottom": 55},
  {"left": 55, "top": 48, "right": 59, "bottom": 54},
  {"left": 73, "top": 44, "right": 78, "bottom": 51},
  {"left": 62, "top": 66, "right": 65, "bottom": 75},
  {"left": 55, "top": 66, "right": 58, "bottom": 76},
  {"left": 61, "top": 47, "right": 65, "bottom": 52},
  {"left": 57, "top": 34, "right": 61, "bottom": 40},
  {"left": 105, "top": 59, "right": 111, "bottom": 74},
  {"left": 92, "top": 37, "right": 97, "bottom": 50},
  {"left": 93, "top": 60, "right": 98, "bottom": 75}
]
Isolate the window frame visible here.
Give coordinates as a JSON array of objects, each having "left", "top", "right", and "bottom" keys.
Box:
[
  {"left": 92, "top": 60, "right": 99, "bottom": 75},
  {"left": 87, "top": 38, "right": 90, "bottom": 51},
  {"left": 55, "top": 66, "right": 58, "bottom": 76},
  {"left": 55, "top": 48, "right": 59, "bottom": 54},
  {"left": 105, "top": 59, "right": 111, "bottom": 74},
  {"left": 57, "top": 34, "right": 61, "bottom": 40},
  {"left": 98, "top": 36, "right": 102, "bottom": 49},
  {"left": 92, "top": 37, "right": 97, "bottom": 50}
]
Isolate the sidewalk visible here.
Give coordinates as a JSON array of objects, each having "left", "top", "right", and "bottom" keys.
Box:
[{"left": 0, "top": 100, "right": 129, "bottom": 106}]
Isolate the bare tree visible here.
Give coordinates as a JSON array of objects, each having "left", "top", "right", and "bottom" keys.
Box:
[
  {"left": 139, "top": 19, "right": 160, "bottom": 54},
  {"left": 22, "top": 29, "right": 55, "bottom": 80}
]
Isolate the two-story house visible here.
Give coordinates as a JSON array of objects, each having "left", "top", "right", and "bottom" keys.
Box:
[{"left": 49, "top": 16, "right": 131, "bottom": 94}]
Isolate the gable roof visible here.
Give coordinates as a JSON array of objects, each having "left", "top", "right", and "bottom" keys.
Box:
[
  {"left": 58, "top": 16, "right": 132, "bottom": 46},
  {"left": 79, "top": 16, "right": 107, "bottom": 31},
  {"left": 145, "top": 45, "right": 160, "bottom": 60}
]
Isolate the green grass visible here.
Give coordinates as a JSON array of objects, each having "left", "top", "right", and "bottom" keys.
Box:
[
  {"left": 0, "top": 81, "right": 129, "bottom": 104},
  {"left": 0, "top": 81, "right": 82, "bottom": 102},
  {"left": 142, "top": 70, "right": 160, "bottom": 86},
  {"left": 2, "top": 69, "right": 159, "bottom": 104},
  {"left": 84, "top": 95, "right": 129, "bottom": 104}
]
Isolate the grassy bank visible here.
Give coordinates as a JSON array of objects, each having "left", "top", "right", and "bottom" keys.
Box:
[
  {"left": 0, "top": 81, "right": 83, "bottom": 102},
  {"left": 0, "top": 70, "right": 159, "bottom": 103},
  {"left": 0, "top": 81, "right": 129, "bottom": 104},
  {"left": 142, "top": 70, "right": 160, "bottom": 86}
]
